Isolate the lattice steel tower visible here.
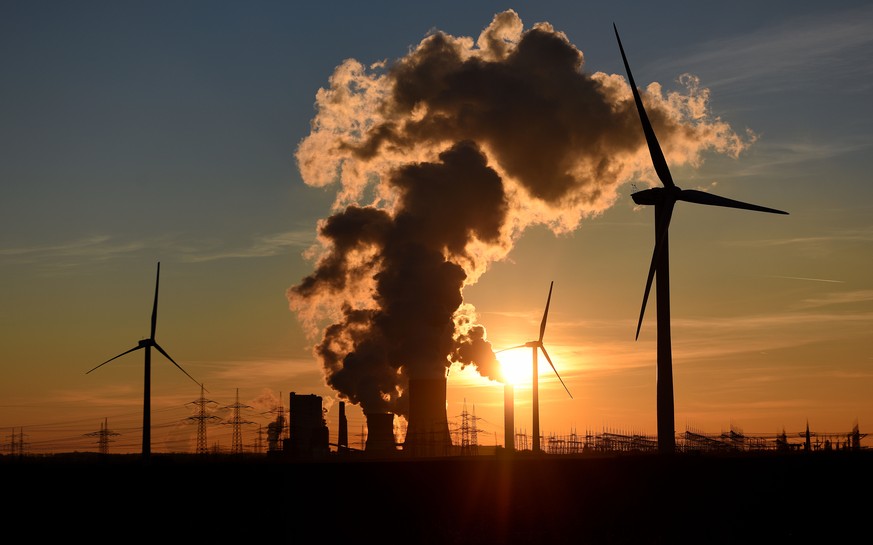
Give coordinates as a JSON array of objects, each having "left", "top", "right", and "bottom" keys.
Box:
[
  {"left": 9, "top": 427, "right": 27, "bottom": 456},
  {"left": 223, "top": 388, "right": 254, "bottom": 454},
  {"left": 263, "top": 391, "right": 289, "bottom": 453},
  {"left": 459, "top": 399, "right": 481, "bottom": 456},
  {"left": 84, "top": 418, "right": 119, "bottom": 455},
  {"left": 470, "top": 404, "right": 480, "bottom": 453},
  {"left": 187, "top": 384, "right": 220, "bottom": 455}
]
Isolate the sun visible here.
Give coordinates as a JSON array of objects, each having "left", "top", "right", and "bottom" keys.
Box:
[{"left": 496, "top": 348, "right": 530, "bottom": 386}]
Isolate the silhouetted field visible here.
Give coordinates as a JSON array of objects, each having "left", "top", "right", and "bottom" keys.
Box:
[{"left": 4, "top": 450, "right": 870, "bottom": 543}]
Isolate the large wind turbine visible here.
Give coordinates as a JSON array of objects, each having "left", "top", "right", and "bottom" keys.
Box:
[
  {"left": 499, "top": 281, "right": 573, "bottom": 453},
  {"left": 614, "top": 24, "right": 788, "bottom": 454},
  {"left": 86, "top": 262, "right": 202, "bottom": 459}
]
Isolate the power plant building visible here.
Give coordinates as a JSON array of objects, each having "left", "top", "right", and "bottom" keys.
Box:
[{"left": 284, "top": 392, "right": 329, "bottom": 459}]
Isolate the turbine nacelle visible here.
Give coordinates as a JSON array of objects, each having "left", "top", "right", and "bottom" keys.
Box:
[{"left": 631, "top": 186, "right": 676, "bottom": 206}]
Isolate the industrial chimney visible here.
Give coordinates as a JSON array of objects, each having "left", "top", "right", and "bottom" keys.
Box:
[
  {"left": 504, "top": 382, "right": 514, "bottom": 453},
  {"left": 365, "top": 412, "right": 397, "bottom": 455},
  {"left": 338, "top": 401, "right": 348, "bottom": 453},
  {"left": 403, "top": 376, "right": 453, "bottom": 457}
]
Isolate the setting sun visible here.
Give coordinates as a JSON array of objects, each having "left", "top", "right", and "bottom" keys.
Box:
[{"left": 496, "top": 348, "right": 531, "bottom": 386}]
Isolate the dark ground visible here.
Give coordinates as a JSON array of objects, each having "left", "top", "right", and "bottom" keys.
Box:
[{"left": 4, "top": 449, "right": 871, "bottom": 544}]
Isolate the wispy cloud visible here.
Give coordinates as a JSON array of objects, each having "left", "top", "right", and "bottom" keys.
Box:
[
  {"left": 736, "top": 138, "right": 873, "bottom": 175},
  {"left": 756, "top": 275, "right": 844, "bottom": 284},
  {"left": 728, "top": 227, "right": 873, "bottom": 248},
  {"left": 0, "top": 235, "right": 145, "bottom": 263},
  {"left": 653, "top": 5, "right": 873, "bottom": 95},
  {"left": 0, "top": 229, "right": 317, "bottom": 271},
  {"left": 180, "top": 230, "right": 317, "bottom": 262},
  {"left": 0, "top": 236, "right": 150, "bottom": 276},
  {"left": 666, "top": 310, "right": 873, "bottom": 360},
  {"left": 526, "top": 308, "right": 873, "bottom": 383},
  {"left": 794, "top": 289, "right": 873, "bottom": 309},
  {"left": 189, "top": 356, "right": 319, "bottom": 384}
]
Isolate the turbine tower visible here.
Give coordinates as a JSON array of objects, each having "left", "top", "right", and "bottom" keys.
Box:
[
  {"left": 87, "top": 262, "right": 202, "bottom": 460},
  {"left": 499, "top": 281, "right": 572, "bottom": 453},
  {"left": 614, "top": 24, "right": 788, "bottom": 454}
]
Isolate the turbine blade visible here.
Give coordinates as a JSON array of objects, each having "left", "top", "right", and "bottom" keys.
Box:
[
  {"left": 150, "top": 262, "right": 160, "bottom": 340},
  {"left": 636, "top": 198, "right": 675, "bottom": 340},
  {"left": 677, "top": 189, "right": 788, "bottom": 215},
  {"left": 86, "top": 345, "right": 143, "bottom": 374},
  {"left": 614, "top": 23, "right": 675, "bottom": 189},
  {"left": 153, "top": 342, "right": 202, "bottom": 388},
  {"left": 539, "top": 281, "right": 554, "bottom": 342},
  {"left": 540, "top": 345, "right": 573, "bottom": 399},
  {"left": 496, "top": 344, "right": 528, "bottom": 354}
]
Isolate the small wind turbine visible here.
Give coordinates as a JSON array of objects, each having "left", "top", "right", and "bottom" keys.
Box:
[
  {"left": 86, "top": 262, "right": 202, "bottom": 460},
  {"left": 498, "top": 281, "right": 573, "bottom": 453},
  {"left": 614, "top": 24, "right": 788, "bottom": 454}
]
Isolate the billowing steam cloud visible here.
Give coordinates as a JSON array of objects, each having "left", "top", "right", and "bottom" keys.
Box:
[{"left": 288, "top": 10, "right": 752, "bottom": 420}]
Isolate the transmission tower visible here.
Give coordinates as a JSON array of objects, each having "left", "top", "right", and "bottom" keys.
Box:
[
  {"left": 516, "top": 429, "right": 529, "bottom": 451},
  {"left": 254, "top": 424, "right": 265, "bottom": 453},
  {"left": 458, "top": 399, "right": 481, "bottom": 456},
  {"left": 9, "top": 427, "right": 26, "bottom": 456},
  {"left": 263, "top": 391, "right": 289, "bottom": 453},
  {"left": 470, "top": 404, "right": 480, "bottom": 454},
  {"left": 222, "top": 388, "right": 254, "bottom": 454},
  {"left": 459, "top": 399, "right": 471, "bottom": 455},
  {"left": 85, "top": 418, "right": 120, "bottom": 455},
  {"left": 186, "top": 384, "right": 220, "bottom": 455}
]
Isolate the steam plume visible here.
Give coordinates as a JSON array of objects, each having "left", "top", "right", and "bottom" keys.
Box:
[{"left": 288, "top": 11, "right": 752, "bottom": 419}]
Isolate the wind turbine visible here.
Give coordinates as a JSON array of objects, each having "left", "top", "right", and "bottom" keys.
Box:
[
  {"left": 86, "top": 262, "right": 202, "bottom": 460},
  {"left": 613, "top": 24, "right": 788, "bottom": 454},
  {"left": 498, "top": 281, "right": 573, "bottom": 453}
]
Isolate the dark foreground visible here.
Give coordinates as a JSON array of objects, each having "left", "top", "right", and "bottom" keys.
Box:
[{"left": 4, "top": 450, "right": 871, "bottom": 544}]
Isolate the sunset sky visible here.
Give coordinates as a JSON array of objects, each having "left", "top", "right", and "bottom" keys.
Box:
[{"left": 2, "top": 1, "right": 871, "bottom": 454}]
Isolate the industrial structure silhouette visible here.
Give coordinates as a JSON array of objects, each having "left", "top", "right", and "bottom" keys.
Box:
[{"left": 51, "top": 27, "right": 857, "bottom": 465}]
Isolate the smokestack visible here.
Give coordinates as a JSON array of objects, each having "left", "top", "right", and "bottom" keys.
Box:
[
  {"left": 365, "top": 413, "right": 396, "bottom": 454},
  {"left": 404, "top": 376, "right": 452, "bottom": 457},
  {"left": 504, "top": 383, "right": 514, "bottom": 453},
  {"left": 338, "top": 401, "right": 348, "bottom": 452}
]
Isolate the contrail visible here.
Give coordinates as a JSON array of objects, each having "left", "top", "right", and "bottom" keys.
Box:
[{"left": 760, "top": 275, "right": 844, "bottom": 284}]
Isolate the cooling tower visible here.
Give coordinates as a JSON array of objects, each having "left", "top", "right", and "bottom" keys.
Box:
[
  {"left": 365, "top": 412, "right": 396, "bottom": 454},
  {"left": 404, "top": 376, "right": 453, "bottom": 457}
]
